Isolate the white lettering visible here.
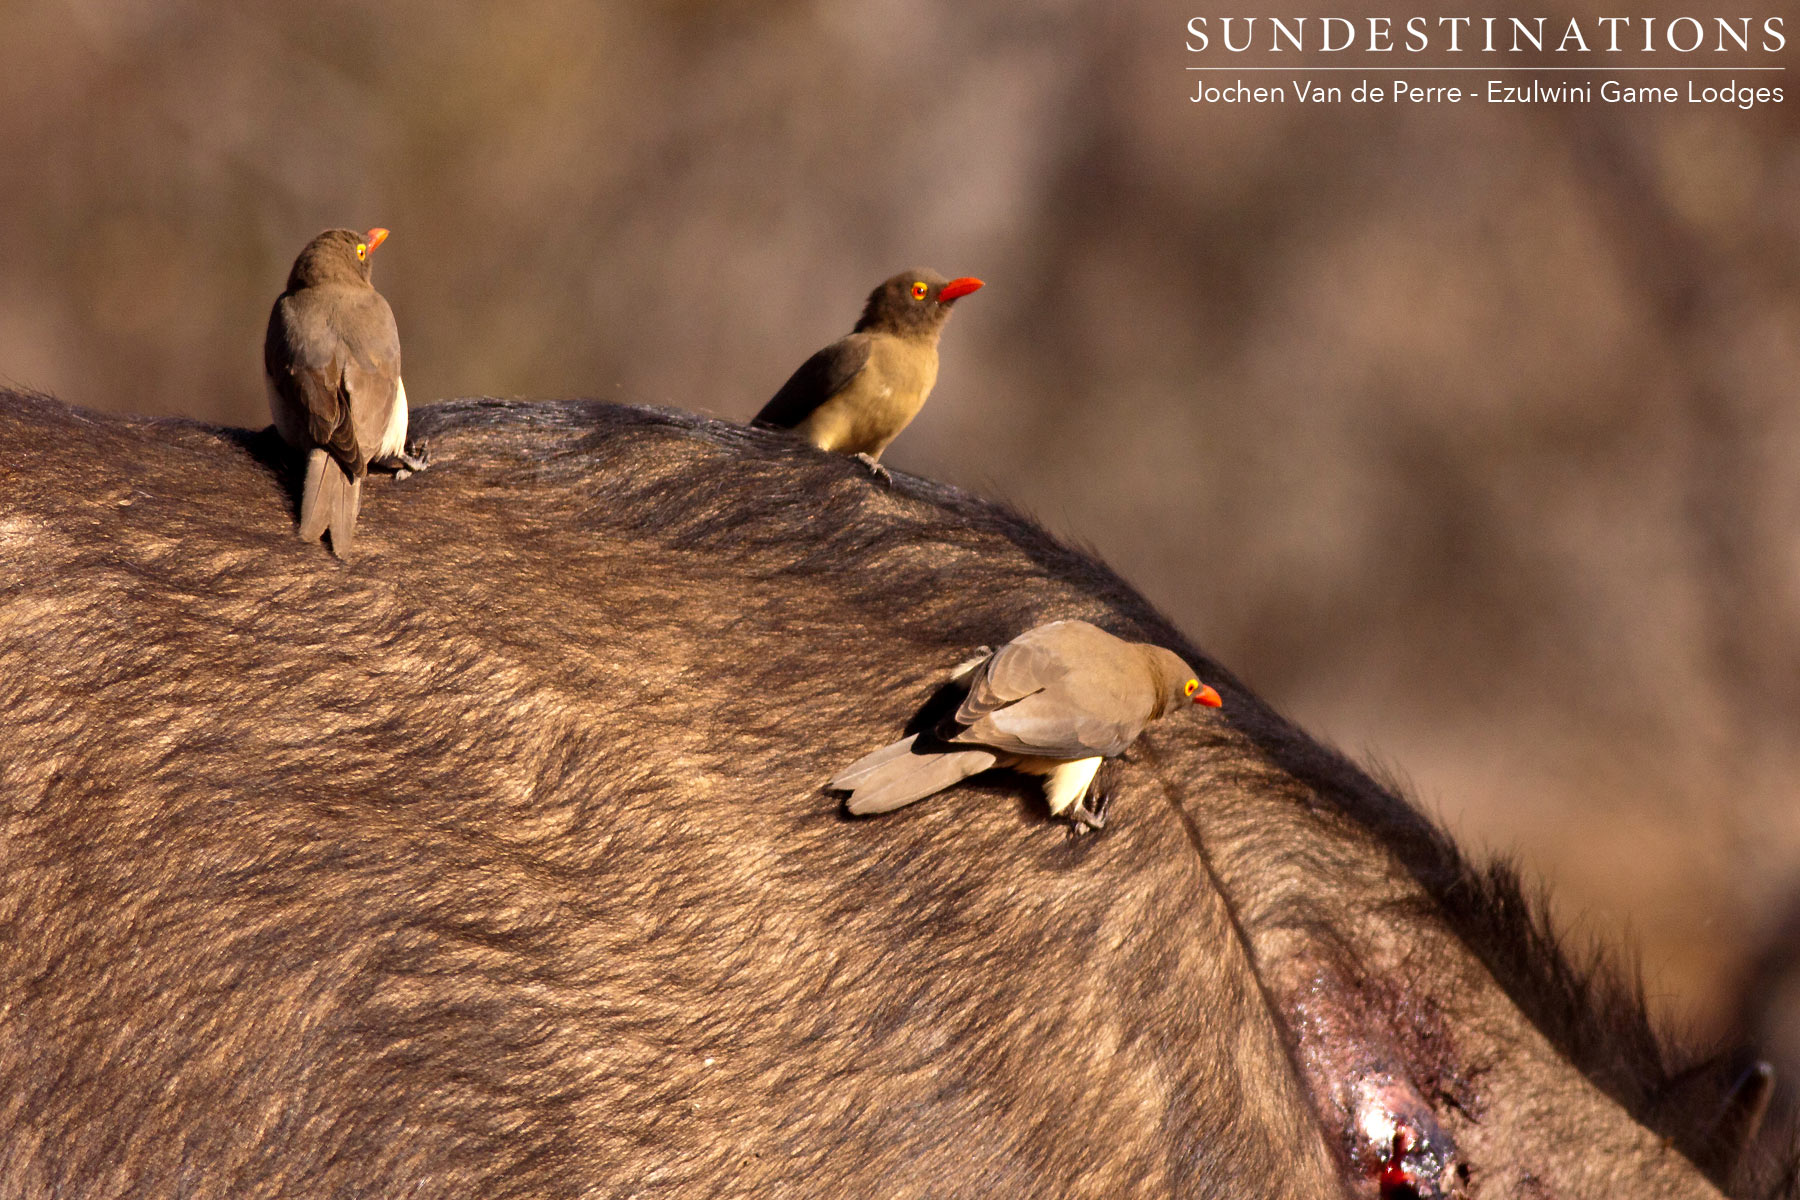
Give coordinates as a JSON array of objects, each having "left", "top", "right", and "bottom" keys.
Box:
[
  {"left": 1556, "top": 19, "right": 1590, "bottom": 53},
  {"left": 1666, "top": 17, "right": 1704, "bottom": 52},
  {"left": 1510, "top": 17, "right": 1545, "bottom": 52}
]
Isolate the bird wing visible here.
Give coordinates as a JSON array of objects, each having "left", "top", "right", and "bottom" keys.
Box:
[
  {"left": 752, "top": 333, "right": 874, "bottom": 429},
  {"left": 953, "top": 633, "right": 1063, "bottom": 725},
  {"left": 265, "top": 292, "right": 361, "bottom": 471},
  {"left": 333, "top": 292, "right": 404, "bottom": 456},
  {"left": 955, "top": 686, "right": 1149, "bottom": 760},
  {"left": 950, "top": 622, "right": 1155, "bottom": 759}
]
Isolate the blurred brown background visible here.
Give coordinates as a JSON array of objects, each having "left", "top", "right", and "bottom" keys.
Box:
[{"left": 1, "top": 0, "right": 1795, "bottom": 1059}]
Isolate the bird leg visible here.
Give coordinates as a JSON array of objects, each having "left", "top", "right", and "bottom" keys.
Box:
[
  {"left": 1069, "top": 796, "right": 1107, "bottom": 832},
  {"left": 1069, "top": 780, "right": 1112, "bottom": 831},
  {"left": 373, "top": 441, "right": 431, "bottom": 480},
  {"left": 851, "top": 453, "right": 893, "bottom": 485},
  {"left": 1068, "top": 759, "right": 1125, "bottom": 832}
]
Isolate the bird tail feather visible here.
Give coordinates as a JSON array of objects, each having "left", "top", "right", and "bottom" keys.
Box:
[
  {"left": 832, "top": 735, "right": 997, "bottom": 815},
  {"left": 298, "top": 449, "right": 361, "bottom": 558}
]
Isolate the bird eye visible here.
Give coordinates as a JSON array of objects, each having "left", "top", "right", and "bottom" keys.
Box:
[
  {"left": 910, "top": 281, "right": 928, "bottom": 300},
  {"left": 1184, "top": 679, "right": 1199, "bottom": 697},
  {"left": 356, "top": 243, "right": 368, "bottom": 261}
]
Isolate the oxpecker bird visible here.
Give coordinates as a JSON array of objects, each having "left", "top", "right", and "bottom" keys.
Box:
[
  {"left": 265, "top": 227, "right": 425, "bottom": 558},
  {"left": 830, "top": 620, "right": 1223, "bottom": 828},
  {"left": 753, "top": 268, "right": 983, "bottom": 475}
]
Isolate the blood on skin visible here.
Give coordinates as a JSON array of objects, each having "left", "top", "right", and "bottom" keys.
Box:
[{"left": 1380, "top": 1127, "right": 1421, "bottom": 1198}]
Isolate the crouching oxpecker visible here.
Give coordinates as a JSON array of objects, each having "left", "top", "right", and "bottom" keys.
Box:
[
  {"left": 830, "top": 620, "right": 1223, "bottom": 828},
  {"left": 265, "top": 227, "right": 426, "bottom": 558},
  {"left": 753, "top": 269, "right": 983, "bottom": 476}
]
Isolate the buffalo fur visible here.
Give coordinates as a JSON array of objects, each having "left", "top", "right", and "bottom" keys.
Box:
[{"left": 0, "top": 388, "right": 1790, "bottom": 1198}]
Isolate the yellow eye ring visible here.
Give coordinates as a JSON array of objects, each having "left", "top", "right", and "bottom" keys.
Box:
[
  {"left": 356, "top": 243, "right": 368, "bottom": 261},
  {"left": 911, "top": 281, "right": 928, "bottom": 300},
  {"left": 1184, "top": 679, "right": 1199, "bottom": 697}
]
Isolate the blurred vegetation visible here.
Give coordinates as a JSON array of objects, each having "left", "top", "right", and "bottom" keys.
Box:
[{"left": 1, "top": 0, "right": 1795, "bottom": 1057}]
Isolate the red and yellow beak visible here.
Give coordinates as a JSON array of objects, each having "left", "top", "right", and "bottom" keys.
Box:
[
  {"left": 364, "top": 227, "right": 390, "bottom": 254},
  {"left": 937, "top": 277, "right": 983, "bottom": 303},
  {"left": 1194, "top": 684, "right": 1222, "bottom": 708}
]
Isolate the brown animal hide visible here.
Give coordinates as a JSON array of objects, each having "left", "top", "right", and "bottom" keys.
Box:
[{"left": 0, "top": 390, "right": 1788, "bottom": 1199}]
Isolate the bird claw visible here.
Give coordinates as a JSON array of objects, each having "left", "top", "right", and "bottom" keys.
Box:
[
  {"left": 852, "top": 453, "right": 893, "bottom": 485},
  {"left": 376, "top": 442, "right": 431, "bottom": 480},
  {"left": 1069, "top": 792, "right": 1109, "bottom": 833}
]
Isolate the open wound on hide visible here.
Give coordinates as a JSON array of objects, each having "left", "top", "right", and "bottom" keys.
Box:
[{"left": 1284, "top": 959, "right": 1477, "bottom": 1199}]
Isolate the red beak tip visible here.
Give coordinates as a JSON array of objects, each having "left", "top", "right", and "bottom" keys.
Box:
[
  {"left": 938, "top": 277, "right": 984, "bottom": 303},
  {"left": 1196, "top": 686, "right": 1223, "bottom": 708},
  {"left": 364, "top": 227, "right": 391, "bottom": 252}
]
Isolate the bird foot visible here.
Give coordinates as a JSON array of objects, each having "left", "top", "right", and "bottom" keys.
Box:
[
  {"left": 1069, "top": 791, "right": 1110, "bottom": 833},
  {"left": 852, "top": 453, "right": 893, "bottom": 485},
  {"left": 1067, "top": 769, "right": 1119, "bottom": 832},
  {"left": 376, "top": 442, "right": 431, "bottom": 480}
]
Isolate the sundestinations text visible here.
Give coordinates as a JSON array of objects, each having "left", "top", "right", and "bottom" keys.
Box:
[{"left": 1184, "top": 16, "right": 1785, "bottom": 54}]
